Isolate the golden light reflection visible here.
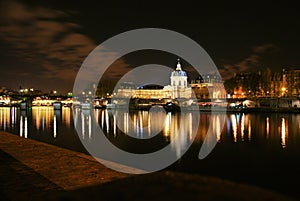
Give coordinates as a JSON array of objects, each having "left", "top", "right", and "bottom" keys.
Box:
[
  {"left": 241, "top": 114, "right": 245, "bottom": 141},
  {"left": 215, "top": 115, "right": 221, "bottom": 142},
  {"left": 32, "top": 107, "right": 53, "bottom": 131},
  {"left": 62, "top": 107, "right": 71, "bottom": 127},
  {"left": 266, "top": 117, "right": 270, "bottom": 137},
  {"left": 189, "top": 113, "right": 193, "bottom": 141},
  {"left": 163, "top": 112, "right": 171, "bottom": 137},
  {"left": 139, "top": 112, "right": 143, "bottom": 136},
  {"left": 101, "top": 110, "right": 105, "bottom": 129},
  {"left": 36, "top": 107, "right": 40, "bottom": 130},
  {"left": 248, "top": 120, "right": 251, "bottom": 141},
  {"left": 124, "top": 112, "right": 128, "bottom": 134},
  {"left": 281, "top": 117, "right": 288, "bottom": 149},
  {"left": 231, "top": 114, "right": 237, "bottom": 142},
  {"left": 148, "top": 112, "right": 151, "bottom": 137},
  {"left": 0, "top": 107, "right": 11, "bottom": 131},
  {"left": 133, "top": 114, "right": 137, "bottom": 133}
]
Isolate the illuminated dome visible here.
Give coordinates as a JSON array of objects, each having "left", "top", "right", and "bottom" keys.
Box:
[
  {"left": 170, "top": 58, "right": 189, "bottom": 88},
  {"left": 171, "top": 59, "right": 187, "bottom": 77}
]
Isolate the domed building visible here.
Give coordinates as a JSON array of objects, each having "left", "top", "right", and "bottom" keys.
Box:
[
  {"left": 164, "top": 59, "right": 192, "bottom": 99},
  {"left": 115, "top": 59, "right": 192, "bottom": 100},
  {"left": 171, "top": 59, "right": 188, "bottom": 87}
]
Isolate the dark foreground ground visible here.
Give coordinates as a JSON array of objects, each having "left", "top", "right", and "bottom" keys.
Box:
[{"left": 0, "top": 131, "right": 297, "bottom": 201}]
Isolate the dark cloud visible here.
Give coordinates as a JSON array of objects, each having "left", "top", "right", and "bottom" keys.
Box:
[
  {"left": 0, "top": 0, "right": 128, "bottom": 93},
  {"left": 219, "top": 44, "right": 278, "bottom": 80},
  {"left": 252, "top": 44, "right": 278, "bottom": 54}
]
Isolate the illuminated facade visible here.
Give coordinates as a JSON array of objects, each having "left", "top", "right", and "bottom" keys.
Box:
[
  {"left": 190, "top": 75, "right": 227, "bottom": 99},
  {"left": 282, "top": 68, "right": 300, "bottom": 97},
  {"left": 115, "top": 59, "right": 192, "bottom": 99}
]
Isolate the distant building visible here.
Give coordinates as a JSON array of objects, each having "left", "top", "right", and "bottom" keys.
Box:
[
  {"left": 190, "top": 74, "right": 227, "bottom": 99},
  {"left": 114, "top": 59, "right": 192, "bottom": 99},
  {"left": 224, "top": 68, "right": 300, "bottom": 98},
  {"left": 282, "top": 68, "right": 300, "bottom": 97},
  {"left": 270, "top": 72, "right": 282, "bottom": 97}
]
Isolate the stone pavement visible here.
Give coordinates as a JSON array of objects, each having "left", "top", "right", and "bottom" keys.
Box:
[
  {"left": 0, "top": 131, "right": 297, "bottom": 201},
  {"left": 0, "top": 131, "right": 128, "bottom": 200}
]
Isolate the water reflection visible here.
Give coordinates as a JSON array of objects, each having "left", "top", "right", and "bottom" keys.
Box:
[
  {"left": 227, "top": 113, "right": 253, "bottom": 143},
  {"left": 106, "top": 109, "right": 169, "bottom": 139},
  {"left": 248, "top": 120, "right": 251, "bottom": 141},
  {"left": 0, "top": 107, "right": 10, "bottom": 131},
  {"left": 0, "top": 107, "right": 299, "bottom": 151},
  {"left": 231, "top": 114, "right": 238, "bottom": 142},
  {"left": 266, "top": 117, "right": 270, "bottom": 137},
  {"left": 241, "top": 113, "right": 245, "bottom": 141},
  {"left": 78, "top": 109, "right": 200, "bottom": 157},
  {"left": 77, "top": 109, "right": 92, "bottom": 140},
  {"left": 281, "top": 118, "right": 287, "bottom": 149},
  {"left": 32, "top": 107, "right": 53, "bottom": 131},
  {"left": 20, "top": 110, "right": 28, "bottom": 138}
]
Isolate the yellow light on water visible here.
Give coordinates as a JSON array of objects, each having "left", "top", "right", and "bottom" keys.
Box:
[{"left": 281, "top": 118, "right": 287, "bottom": 149}]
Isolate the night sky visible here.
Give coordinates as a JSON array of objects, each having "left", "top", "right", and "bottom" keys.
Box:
[{"left": 0, "top": 0, "right": 299, "bottom": 94}]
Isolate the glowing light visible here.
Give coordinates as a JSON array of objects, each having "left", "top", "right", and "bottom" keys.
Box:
[
  {"left": 113, "top": 113, "right": 117, "bottom": 136},
  {"left": 64, "top": 107, "right": 71, "bottom": 127},
  {"left": 20, "top": 116, "right": 23, "bottom": 137},
  {"left": 231, "top": 114, "right": 237, "bottom": 142},
  {"left": 89, "top": 114, "right": 92, "bottom": 139},
  {"left": 266, "top": 117, "right": 270, "bottom": 137},
  {"left": 105, "top": 110, "right": 109, "bottom": 133},
  {"left": 53, "top": 115, "right": 57, "bottom": 138},
  {"left": 189, "top": 113, "right": 193, "bottom": 141},
  {"left": 11, "top": 107, "right": 16, "bottom": 125},
  {"left": 164, "top": 112, "right": 171, "bottom": 137},
  {"left": 148, "top": 112, "right": 151, "bottom": 137},
  {"left": 248, "top": 120, "right": 251, "bottom": 141},
  {"left": 24, "top": 117, "right": 28, "bottom": 138},
  {"left": 139, "top": 112, "right": 143, "bottom": 136},
  {"left": 241, "top": 114, "right": 245, "bottom": 141},
  {"left": 81, "top": 112, "right": 85, "bottom": 139},
  {"left": 35, "top": 107, "right": 40, "bottom": 130},
  {"left": 281, "top": 118, "right": 287, "bottom": 149},
  {"left": 216, "top": 115, "right": 221, "bottom": 142},
  {"left": 124, "top": 112, "right": 128, "bottom": 134},
  {"left": 101, "top": 110, "right": 104, "bottom": 129}
]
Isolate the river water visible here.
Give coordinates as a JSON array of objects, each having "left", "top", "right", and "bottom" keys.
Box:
[{"left": 0, "top": 106, "right": 300, "bottom": 198}]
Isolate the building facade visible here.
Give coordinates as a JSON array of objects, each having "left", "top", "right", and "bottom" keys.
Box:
[
  {"left": 282, "top": 68, "right": 300, "bottom": 97},
  {"left": 224, "top": 68, "right": 300, "bottom": 98},
  {"left": 115, "top": 59, "right": 192, "bottom": 99},
  {"left": 190, "top": 74, "right": 227, "bottom": 99}
]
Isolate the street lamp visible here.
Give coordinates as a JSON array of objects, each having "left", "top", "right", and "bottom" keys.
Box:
[{"left": 281, "top": 87, "right": 286, "bottom": 97}]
